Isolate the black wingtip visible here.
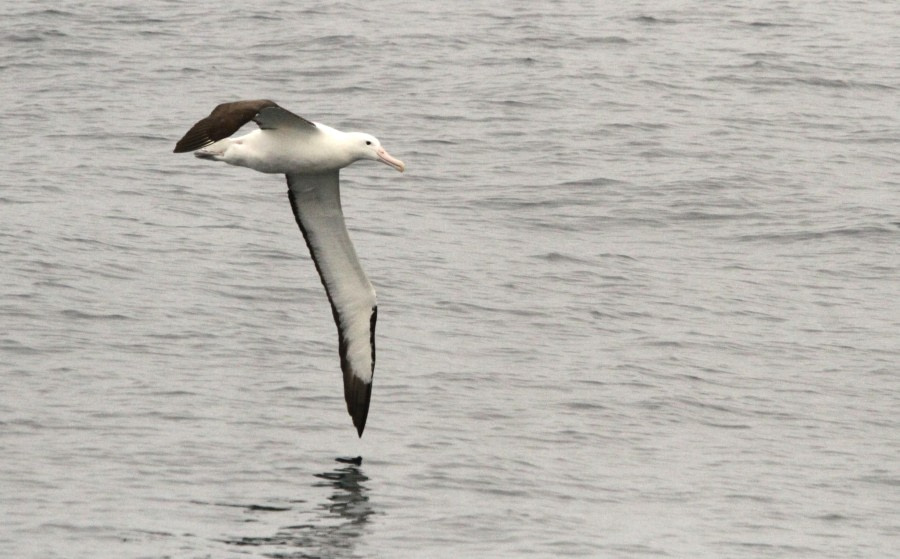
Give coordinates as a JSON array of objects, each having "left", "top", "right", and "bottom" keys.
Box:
[
  {"left": 173, "top": 133, "right": 213, "bottom": 153},
  {"left": 344, "top": 372, "right": 372, "bottom": 437}
]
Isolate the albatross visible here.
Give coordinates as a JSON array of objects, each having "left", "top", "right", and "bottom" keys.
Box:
[{"left": 173, "top": 99, "right": 405, "bottom": 437}]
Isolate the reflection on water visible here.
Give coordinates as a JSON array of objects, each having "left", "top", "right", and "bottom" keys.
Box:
[{"left": 224, "top": 458, "right": 373, "bottom": 558}]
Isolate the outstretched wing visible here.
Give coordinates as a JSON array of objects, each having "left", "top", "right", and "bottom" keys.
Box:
[
  {"left": 255, "top": 105, "right": 316, "bottom": 131},
  {"left": 173, "top": 99, "right": 316, "bottom": 153},
  {"left": 286, "top": 172, "right": 377, "bottom": 437}
]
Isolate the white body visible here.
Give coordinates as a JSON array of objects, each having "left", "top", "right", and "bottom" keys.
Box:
[{"left": 208, "top": 123, "right": 362, "bottom": 175}]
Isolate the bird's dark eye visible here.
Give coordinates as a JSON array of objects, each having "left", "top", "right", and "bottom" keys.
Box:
[{"left": 365, "top": 140, "right": 372, "bottom": 146}]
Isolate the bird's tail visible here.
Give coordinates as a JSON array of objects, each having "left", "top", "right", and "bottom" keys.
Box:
[{"left": 193, "top": 139, "right": 231, "bottom": 161}]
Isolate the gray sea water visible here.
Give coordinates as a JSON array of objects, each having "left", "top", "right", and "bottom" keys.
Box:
[{"left": 2, "top": 1, "right": 899, "bottom": 557}]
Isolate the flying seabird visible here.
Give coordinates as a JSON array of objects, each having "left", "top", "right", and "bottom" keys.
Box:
[{"left": 173, "top": 99, "right": 405, "bottom": 437}]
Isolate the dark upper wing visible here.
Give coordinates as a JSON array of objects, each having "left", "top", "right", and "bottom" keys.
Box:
[
  {"left": 173, "top": 99, "right": 279, "bottom": 153},
  {"left": 286, "top": 172, "right": 377, "bottom": 437}
]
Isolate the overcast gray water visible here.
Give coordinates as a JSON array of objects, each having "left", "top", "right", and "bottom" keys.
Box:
[{"left": 2, "top": 1, "right": 899, "bottom": 557}]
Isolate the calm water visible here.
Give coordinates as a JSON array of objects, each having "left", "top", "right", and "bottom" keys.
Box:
[{"left": 2, "top": 1, "right": 899, "bottom": 557}]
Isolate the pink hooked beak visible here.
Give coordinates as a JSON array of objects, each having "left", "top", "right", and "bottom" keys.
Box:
[{"left": 377, "top": 148, "right": 405, "bottom": 172}]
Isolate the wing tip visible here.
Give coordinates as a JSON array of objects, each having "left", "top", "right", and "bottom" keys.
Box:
[
  {"left": 173, "top": 129, "right": 213, "bottom": 153},
  {"left": 172, "top": 138, "right": 192, "bottom": 153},
  {"left": 344, "top": 372, "right": 372, "bottom": 437}
]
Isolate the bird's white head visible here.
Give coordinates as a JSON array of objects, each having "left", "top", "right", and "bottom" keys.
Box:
[{"left": 350, "top": 132, "right": 405, "bottom": 173}]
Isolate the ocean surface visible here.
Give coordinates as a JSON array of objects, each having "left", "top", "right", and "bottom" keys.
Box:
[{"left": 2, "top": 1, "right": 898, "bottom": 557}]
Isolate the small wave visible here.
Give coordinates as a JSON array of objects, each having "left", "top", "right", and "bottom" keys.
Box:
[
  {"left": 598, "top": 253, "right": 637, "bottom": 261},
  {"left": 701, "top": 422, "right": 752, "bottom": 429},
  {"left": 856, "top": 474, "right": 900, "bottom": 487},
  {"left": 585, "top": 36, "right": 629, "bottom": 44},
  {"left": 305, "top": 34, "right": 365, "bottom": 48},
  {"left": 671, "top": 210, "right": 766, "bottom": 222},
  {"left": 0, "top": 196, "right": 38, "bottom": 205},
  {"left": 0, "top": 338, "right": 42, "bottom": 355},
  {"left": 557, "top": 177, "right": 627, "bottom": 188},
  {"left": 798, "top": 76, "right": 897, "bottom": 90},
  {"left": 609, "top": 121, "right": 669, "bottom": 131},
  {"left": 190, "top": 500, "right": 293, "bottom": 512},
  {"left": 22, "top": 8, "right": 76, "bottom": 17},
  {"left": 61, "top": 309, "right": 132, "bottom": 321},
  {"left": 744, "top": 21, "right": 794, "bottom": 28},
  {"left": 738, "top": 224, "right": 898, "bottom": 243},
  {"left": 533, "top": 251, "right": 591, "bottom": 263},
  {"left": 705, "top": 73, "right": 896, "bottom": 91},
  {"left": 632, "top": 15, "right": 678, "bottom": 24},
  {"left": 6, "top": 33, "right": 49, "bottom": 43}
]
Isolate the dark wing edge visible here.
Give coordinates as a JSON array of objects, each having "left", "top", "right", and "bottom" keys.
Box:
[
  {"left": 341, "top": 306, "right": 376, "bottom": 436},
  {"left": 286, "top": 180, "right": 376, "bottom": 437},
  {"left": 173, "top": 99, "right": 278, "bottom": 153}
]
